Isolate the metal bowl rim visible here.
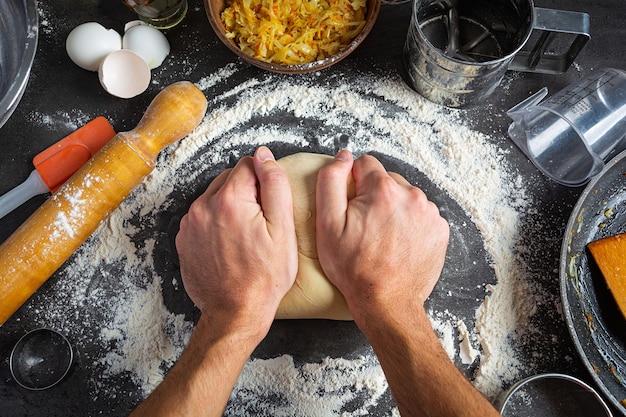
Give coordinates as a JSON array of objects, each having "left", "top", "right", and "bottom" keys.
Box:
[
  {"left": 0, "top": 0, "right": 39, "bottom": 128},
  {"left": 559, "top": 148, "right": 626, "bottom": 413},
  {"left": 495, "top": 372, "right": 613, "bottom": 416}
]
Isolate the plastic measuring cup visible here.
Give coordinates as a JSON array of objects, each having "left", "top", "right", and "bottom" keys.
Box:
[{"left": 507, "top": 68, "right": 626, "bottom": 187}]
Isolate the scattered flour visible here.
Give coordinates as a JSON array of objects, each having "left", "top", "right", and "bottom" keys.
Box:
[
  {"left": 99, "top": 277, "right": 193, "bottom": 395},
  {"left": 26, "top": 62, "right": 544, "bottom": 414},
  {"left": 28, "top": 109, "right": 93, "bottom": 132},
  {"left": 227, "top": 355, "right": 389, "bottom": 416},
  {"left": 35, "top": 3, "right": 54, "bottom": 36}
]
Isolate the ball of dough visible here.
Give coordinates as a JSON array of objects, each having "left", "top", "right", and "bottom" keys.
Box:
[{"left": 275, "top": 152, "right": 355, "bottom": 320}]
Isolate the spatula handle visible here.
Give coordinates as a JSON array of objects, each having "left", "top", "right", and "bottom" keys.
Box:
[{"left": 0, "top": 170, "right": 49, "bottom": 219}]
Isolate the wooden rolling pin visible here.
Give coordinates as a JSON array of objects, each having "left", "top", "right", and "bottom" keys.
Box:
[{"left": 0, "top": 81, "right": 207, "bottom": 326}]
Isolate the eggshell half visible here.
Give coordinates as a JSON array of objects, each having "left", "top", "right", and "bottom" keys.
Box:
[
  {"left": 122, "top": 24, "right": 171, "bottom": 69},
  {"left": 66, "top": 22, "right": 122, "bottom": 72},
  {"left": 98, "top": 49, "right": 151, "bottom": 99}
]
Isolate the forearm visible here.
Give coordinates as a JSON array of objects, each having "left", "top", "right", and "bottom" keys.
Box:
[
  {"left": 356, "top": 306, "right": 500, "bottom": 417},
  {"left": 129, "top": 314, "right": 262, "bottom": 417}
]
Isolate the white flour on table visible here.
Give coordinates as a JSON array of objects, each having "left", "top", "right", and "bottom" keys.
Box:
[{"left": 25, "top": 61, "right": 550, "bottom": 415}]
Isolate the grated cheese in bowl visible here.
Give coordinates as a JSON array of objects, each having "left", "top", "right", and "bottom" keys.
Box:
[{"left": 221, "top": 0, "right": 367, "bottom": 65}]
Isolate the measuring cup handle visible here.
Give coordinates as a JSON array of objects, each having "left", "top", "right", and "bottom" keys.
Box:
[{"left": 509, "top": 8, "right": 590, "bottom": 74}]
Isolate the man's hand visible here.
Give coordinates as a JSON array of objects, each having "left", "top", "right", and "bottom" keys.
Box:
[
  {"left": 176, "top": 146, "right": 298, "bottom": 340},
  {"left": 129, "top": 147, "right": 298, "bottom": 417},
  {"left": 315, "top": 149, "right": 449, "bottom": 320},
  {"left": 315, "top": 150, "right": 500, "bottom": 417}
]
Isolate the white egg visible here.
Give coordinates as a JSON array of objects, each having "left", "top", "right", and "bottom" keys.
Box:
[
  {"left": 122, "top": 23, "right": 170, "bottom": 69},
  {"left": 66, "top": 22, "right": 122, "bottom": 72},
  {"left": 98, "top": 49, "right": 151, "bottom": 99}
]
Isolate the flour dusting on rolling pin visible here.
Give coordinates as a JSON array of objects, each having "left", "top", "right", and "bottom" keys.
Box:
[{"left": 0, "top": 81, "right": 207, "bottom": 325}]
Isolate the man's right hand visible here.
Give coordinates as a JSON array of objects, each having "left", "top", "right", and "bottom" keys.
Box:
[
  {"left": 315, "top": 149, "right": 450, "bottom": 322},
  {"left": 315, "top": 150, "right": 501, "bottom": 417}
]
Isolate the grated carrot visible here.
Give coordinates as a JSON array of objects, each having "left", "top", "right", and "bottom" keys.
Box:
[{"left": 221, "top": 0, "right": 367, "bottom": 65}]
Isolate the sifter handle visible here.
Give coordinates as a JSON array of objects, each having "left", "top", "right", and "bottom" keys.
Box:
[{"left": 509, "top": 8, "right": 590, "bottom": 74}]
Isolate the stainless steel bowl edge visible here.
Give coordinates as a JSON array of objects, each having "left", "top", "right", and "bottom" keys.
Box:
[{"left": 0, "top": 0, "right": 38, "bottom": 129}]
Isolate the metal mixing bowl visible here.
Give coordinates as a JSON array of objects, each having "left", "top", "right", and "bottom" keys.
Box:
[
  {"left": 494, "top": 373, "right": 613, "bottom": 417},
  {"left": 0, "top": 0, "right": 38, "bottom": 130}
]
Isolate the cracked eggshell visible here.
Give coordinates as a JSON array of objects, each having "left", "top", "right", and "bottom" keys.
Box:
[
  {"left": 66, "top": 22, "right": 122, "bottom": 71},
  {"left": 122, "top": 23, "right": 170, "bottom": 69},
  {"left": 98, "top": 49, "right": 151, "bottom": 99}
]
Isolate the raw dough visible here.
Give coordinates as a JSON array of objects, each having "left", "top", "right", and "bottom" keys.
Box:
[{"left": 275, "top": 153, "right": 355, "bottom": 320}]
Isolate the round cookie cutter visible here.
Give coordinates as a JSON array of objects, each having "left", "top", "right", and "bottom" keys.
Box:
[{"left": 10, "top": 328, "right": 73, "bottom": 390}]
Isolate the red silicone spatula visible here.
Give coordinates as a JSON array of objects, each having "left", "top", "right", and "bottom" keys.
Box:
[{"left": 0, "top": 116, "right": 116, "bottom": 219}]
